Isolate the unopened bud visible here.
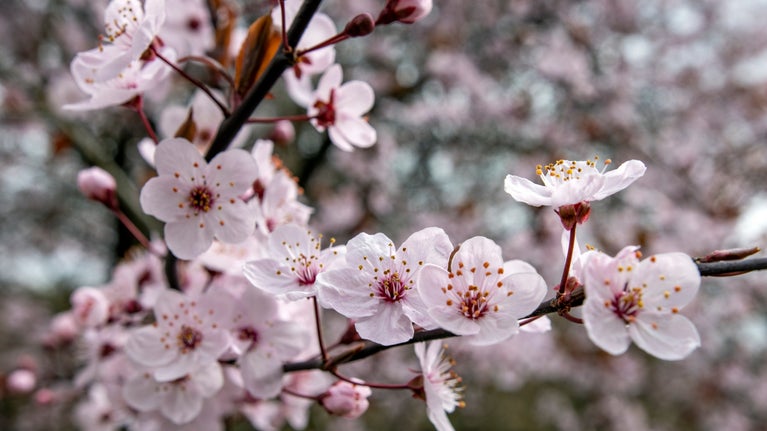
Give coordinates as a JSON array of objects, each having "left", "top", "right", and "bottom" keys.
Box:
[
  {"left": 377, "top": 0, "right": 433, "bottom": 25},
  {"left": 77, "top": 167, "right": 117, "bottom": 209},
  {"left": 344, "top": 13, "right": 376, "bottom": 37},
  {"left": 269, "top": 120, "right": 295, "bottom": 145},
  {"left": 320, "top": 380, "right": 371, "bottom": 419},
  {"left": 6, "top": 369, "right": 36, "bottom": 394},
  {"left": 71, "top": 286, "right": 110, "bottom": 328}
]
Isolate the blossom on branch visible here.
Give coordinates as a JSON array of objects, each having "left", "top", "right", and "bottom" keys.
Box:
[
  {"left": 139, "top": 138, "right": 258, "bottom": 259},
  {"left": 418, "top": 236, "right": 547, "bottom": 345},
  {"left": 581, "top": 246, "right": 701, "bottom": 360},
  {"left": 243, "top": 224, "right": 345, "bottom": 301},
  {"left": 308, "top": 64, "right": 377, "bottom": 152},
  {"left": 504, "top": 157, "right": 645, "bottom": 229},
  {"left": 316, "top": 227, "right": 453, "bottom": 345},
  {"left": 413, "top": 342, "right": 463, "bottom": 431}
]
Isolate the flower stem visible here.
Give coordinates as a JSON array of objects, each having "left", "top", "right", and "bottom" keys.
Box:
[
  {"left": 329, "top": 368, "right": 410, "bottom": 390},
  {"left": 312, "top": 296, "right": 329, "bottom": 364},
  {"left": 177, "top": 55, "right": 235, "bottom": 88},
  {"left": 127, "top": 96, "right": 158, "bottom": 144},
  {"left": 152, "top": 46, "right": 230, "bottom": 116},
  {"left": 246, "top": 113, "right": 314, "bottom": 124},
  {"left": 282, "top": 387, "right": 320, "bottom": 401},
  {"left": 558, "top": 225, "right": 577, "bottom": 296}
]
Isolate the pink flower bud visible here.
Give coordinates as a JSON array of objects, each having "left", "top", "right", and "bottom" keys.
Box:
[
  {"left": 44, "top": 312, "right": 79, "bottom": 347},
  {"left": 320, "top": 381, "right": 371, "bottom": 419},
  {"left": 377, "top": 0, "right": 433, "bottom": 25},
  {"left": 270, "top": 120, "right": 295, "bottom": 145},
  {"left": 344, "top": 13, "right": 376, "bottom": 37},
  {"left": 77, "top": 167, "right": 117, "bottom": 209},
  {"left": 70, "top": 286, "right": 110, "bottom": 328},
  {"left": 6, "top": 369, "right": 36, "bottom": 394}
]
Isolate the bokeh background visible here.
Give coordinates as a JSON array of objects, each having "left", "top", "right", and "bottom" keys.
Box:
[{"left": 3, "top": 0, "right": 767, "bottom": 429}]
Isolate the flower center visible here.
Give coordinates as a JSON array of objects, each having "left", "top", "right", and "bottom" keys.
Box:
[
  {"left": 177, "top": 325, "right": 203, "bottom": 352},
  {"left": 458, "top": 289, "right": 489, "bottom": 320},
  {"left": 313, "top": 90, "right": 336, "bottom": 128},
  {"left": 376, "top": 273, "right": 406, "bottom": 302},
  {"left": 237, "top": 326, "right": 259, "bottom": 350},
  {"left": 188, "top": 185, "right": 214, "bottom": 213},
  {"left": 610, "top": 285, "right": 644, "bottom": 323},
  {"left": 295, "top": 258, "right": 320, "bottom": 286}
]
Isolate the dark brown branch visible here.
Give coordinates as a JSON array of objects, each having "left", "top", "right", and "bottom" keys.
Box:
[{"left": 205, "top": 0, "right": 323, "bottom": 162}]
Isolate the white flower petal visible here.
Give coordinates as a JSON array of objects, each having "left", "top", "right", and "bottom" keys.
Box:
[
  {"left": 630, "top": 313, "right": 700, "bottom": 360},
  {"left": 582, "top": 298, "right": 631, "bottom": 355},
  {"left": 503, "top": 175, "right": 552, "bottom": 207}
]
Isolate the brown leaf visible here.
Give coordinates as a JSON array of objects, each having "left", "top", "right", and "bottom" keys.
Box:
[
  {"left": 207, "top": 0, "right": 237, "bottom": 66},
  {"left": 234, "top": 14, "right": 281, "bottom": 98},
  {"left": 174, "top": 108, "right": 198, "bottom": 142}
]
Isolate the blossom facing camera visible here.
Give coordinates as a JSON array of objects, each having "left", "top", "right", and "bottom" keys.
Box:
[
  {"left": 418, "top": 236, "right": 547, "bottom": 345},
  {"left": 581, "top": 246, "right": 701, "bottom": 360},
  {"left": 139, "top": 138, "right": 258, "bottom": 259},
  {"left": 316, "top": 227, "right": 453, "bottom": 345},
  {"left": 309, "top": 64, "right": 377, "bottom": 151},
  {"left": 504, "top": 157, "right": 645, "bottom": 228}
]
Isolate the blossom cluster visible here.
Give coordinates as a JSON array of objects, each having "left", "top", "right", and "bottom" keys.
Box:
[{"left": 21, "top": 0, "right": 724, "bottom": 430}]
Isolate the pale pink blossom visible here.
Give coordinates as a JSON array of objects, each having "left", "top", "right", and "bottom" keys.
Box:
[
  {"left": 77, "top": 167, "right": 117, "bottom": 208},
  {"left": 320, "top": 380, "right": 371, "bottom": 419},
  {"left": 159, "top": 0, "right": 214, "bottom": 57},
  {"left": 70, "top": 286, "right": 110, "bottom": 328},
  {"left": 581, "top": 246, "right": 701, "bottom": 360},
  {"left": 418, "top": 236, "right": 547, "bottom": 345},
  {"left": 251, "top": 169, "right": 313, "bottom": 234},
  {"left": 139, "top": 138, "right": 258, "bottom": 259},
  {"left": 243, "top": 224, "right": 345, "bottom": 301},
  {"left": 64, "top": 47, "right": 175, "bottom": 111},
  {"left": 414, "top": 342, "right": 463, "bottom": 431},
  {"left": 308, "top": 64, "right": 377, "bottom": 151},
  {"left": 95, "top": 0, "right": 167, "bottom": 80},
  {"left": 221, "top": 278, "right": 309, "bottom": 399},
  {"left": 124, "top": 289, "right": 231, "bottom": 382},
  {"left": 504, "top": 157, "right": 646, "bottom": 209},
  {"left": 122, "top": 361, "right": 223, "bottom": 425},
  {"left": 317, "top": 227, "right": 453, "bottom": 345}
]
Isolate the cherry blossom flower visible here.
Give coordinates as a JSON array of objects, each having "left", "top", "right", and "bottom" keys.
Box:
[
  {"left": 139, "top": 138, "right": 258, "bottom": 259},
  {"left": 504, "top": 158, "right": 646, "bottom": 228},
  {"left": 581, "top": 246, "right": 701, "bottom": 360},
  {"left": 159, "top": 0, "right": 214, "bottom": 57},
  {"left": 124, "top": 289, "right": 231, "bottom": 382},
  {"left": 122, "top": 361, "right": 223, "bottom": 425},
  {"left": 94, "top": 0, "right": 166, "bottom": 80},
  {"left": 220, "top": 278, "right": 309, "bottom": 399},
  {"left": 308, "top": 64, "right": 377, "bottom": 151},
  {"left": 64, "top": 47, "right": 175, "bottom": 111},
  {"left": 70, "top": 286, "right": 110, "bottom": 328},
  {"left": 413, "top": 342, "right": 463, "bottom": 431},
  {"left": 251, "top": 169, "right": 313, "bottom": 234},
  {"left": 418, "top": 236, "right": 547, "bottom": 345},
  {"left": 320, "top": 380, "right": 371, "bottom": 419},
  {"left": 316, "top": 227, "right": 453, "bottom": 345},
  {"left": 243, "top": 224, "right": 344, "bottom": 301}
]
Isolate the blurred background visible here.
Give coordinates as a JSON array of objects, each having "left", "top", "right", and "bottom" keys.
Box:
[{"left": 3, "top": 0, "right": 767, "bottom": 429}]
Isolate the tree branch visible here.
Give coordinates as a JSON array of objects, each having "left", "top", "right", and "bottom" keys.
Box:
[{"left": 205, "top": 0, "right": 323, "bottom": 162}]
